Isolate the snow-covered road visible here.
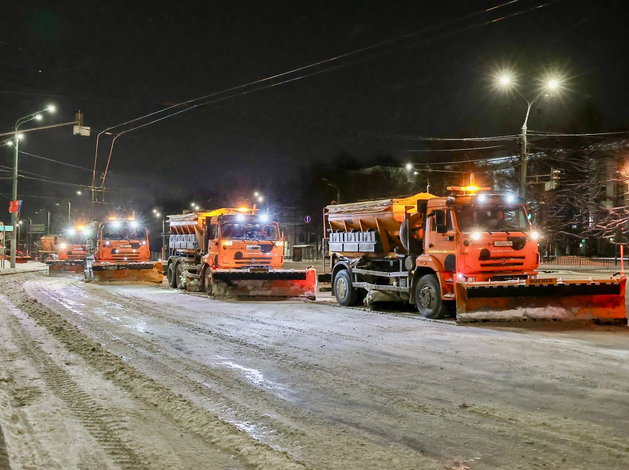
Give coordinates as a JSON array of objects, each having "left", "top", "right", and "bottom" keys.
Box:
[{"left": 2, "top": 272, "right": 629, "bottom": 469}]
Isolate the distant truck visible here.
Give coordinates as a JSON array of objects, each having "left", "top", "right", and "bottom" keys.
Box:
[
  {"left": 42, "top": 226, "right": 91, "bottom": 273},
  {"left": 166, "top": 208, "right": 316, "bottom": 299},
  {"left": 322, "top": 186, "right": 626, "bottom": 323},
  {"left": 83, "top": 217, "right": 162, "bottom": 283}
]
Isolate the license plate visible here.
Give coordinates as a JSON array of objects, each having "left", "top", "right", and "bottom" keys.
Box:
[
  {"left": 246, "top": 245, "right": 261, "bottom": 250},
  {"left": 526, "top": 277, "right": 557, "bottom": 286},
  {"left": 494, "top": 241, "right": 513, "bottom": 247},
  {"left": 119, "top": 244, "right": 131, "bottom": 248}
]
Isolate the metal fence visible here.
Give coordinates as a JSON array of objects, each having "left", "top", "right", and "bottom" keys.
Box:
[{"left": 541, "top": 256, "right": 629, "bottom": 267}]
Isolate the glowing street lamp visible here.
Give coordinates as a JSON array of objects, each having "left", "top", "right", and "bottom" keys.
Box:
[
  {"left": 9, "top": 105, "right": 56, "bottom": 268},
  {"left": 495, "top": 72, "right": 563, "bottom": 198}
]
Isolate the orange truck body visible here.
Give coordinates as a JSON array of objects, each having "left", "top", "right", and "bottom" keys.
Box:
[
  {"left": 324, "top": 190, "right": 626, "bottom": 324},
  {"left": 166, "top": 208, "right": 316, "bottom": 299}
]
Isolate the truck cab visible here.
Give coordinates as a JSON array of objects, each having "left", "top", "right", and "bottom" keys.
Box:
[
  {"left": 56, "top": 225, "right": 92, "bottom": 261},
  {"left": 95, "top": 219, "right": 150, "bottom": 263},
  {"left": 202, "top": 213, "right": 284, "bottom": 269},
  {"left": 416, "top": 194, "right": 540, "bottom": 307}
]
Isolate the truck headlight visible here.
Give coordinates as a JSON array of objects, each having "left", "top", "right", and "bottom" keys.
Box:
[
  {"left": 472, "top": 232, "right": 481, "bottom": 241},
  {"left": 60, "top": 243, "right": 68, "bottom": 249},
  {"left": 531, "top": 231, "right": 540, "bottom": 240},
  {"left": 274, "top": 241, "right": 284, "bottom": 247},
  {"left": 222, "top": 241, "right": 233, "bottom": 248}
]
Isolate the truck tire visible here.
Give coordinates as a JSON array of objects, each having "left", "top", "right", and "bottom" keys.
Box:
[
  {"left": 167, "top": 262, "right": 177, "bottom": 288},
  {"left": 415, "top": 274, "right": 446, "bottom": 319},
  {"left": 334, "top": 269, "right": 360, "bottom": 306},
  {"left": 175, "top": 262, "right": 186, "bottom": 290},
  {"left": 202, "top": 266, "right": 213, "bottom": 296}
]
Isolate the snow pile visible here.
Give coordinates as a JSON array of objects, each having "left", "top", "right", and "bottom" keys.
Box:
[{"left": 458, "top": 306, "right": 577, "bottom": 322}]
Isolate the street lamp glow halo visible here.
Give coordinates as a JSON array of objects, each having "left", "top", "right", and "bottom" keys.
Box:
[
  {"left": 47, "top": 105, "right": 56, "bottom": 113},
  {"left": 498, "top": 74, "right": 512, "bottom": 87},
  {"left": 546, "top": 79, "right": 560, "bottom": 90},
  {"left": 35, "top": 114, "right": 43, "bottom": 121}
]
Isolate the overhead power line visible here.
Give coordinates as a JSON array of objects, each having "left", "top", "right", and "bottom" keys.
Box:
[
  {"left": 403, "top": 144, "right": 509, "bottom": 152},
  {"left": 19, "top": 151, "right": 93, "bottom": 172},
  {"left": 529, "top": 130, "right": 629, "bottom": 138}
]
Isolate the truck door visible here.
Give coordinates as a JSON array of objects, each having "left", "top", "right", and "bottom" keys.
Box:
[
  {"left": 425, "top": 208, "right": 457, "bottom": 272},
  {"left": 208, "top": 223, "right": 219, "bottom": 264}
]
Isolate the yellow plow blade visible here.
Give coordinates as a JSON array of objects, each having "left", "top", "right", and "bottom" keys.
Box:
[
  {"left": 455, "top": 277, "right": 627, "bottom": 324},
  {"left": 211, "top": 268, "right": 317, "bottom": 300},
  {"left": 90, "top": 261, "right": 163, "bottom": 284}
]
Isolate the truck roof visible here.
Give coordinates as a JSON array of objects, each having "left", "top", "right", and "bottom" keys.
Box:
[
  {"left": 325, "top": 192, "right": 436, "bottom": 215},
  {"left": 168, "top": 208, "right": 256, "bottom": 223}
]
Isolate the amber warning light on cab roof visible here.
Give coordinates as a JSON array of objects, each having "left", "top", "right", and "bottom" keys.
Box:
[{"left": 447, "top": 185, "right": 492, "bottom": 194}]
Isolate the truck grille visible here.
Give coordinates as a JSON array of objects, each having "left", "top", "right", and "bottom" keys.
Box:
[
  {"left": 480, "top": 256, "right": 525, "bottom": 268},
  {"left": 111, "top": 253, "right": 142, "bottom": 261},
  {"left": 234, "top": 256, "right": 271, "bottom": 265}
]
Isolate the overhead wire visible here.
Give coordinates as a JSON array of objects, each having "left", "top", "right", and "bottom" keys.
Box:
[
  {"left": 95, "top": 0, "right": 556, "bottom": 187},
  {"left": 19, "top": 151, "right": 93, "bottom": 172}
]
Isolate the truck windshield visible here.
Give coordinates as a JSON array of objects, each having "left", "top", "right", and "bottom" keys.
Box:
[
  {"left": 454, "top": 205, "right": 530, "bottom": 232},
  {"left": 221, "top": 223, "right": 279, "bottom": 241},
  {"left": 102, "top": 226, "right": 147, "bottom": 241}
]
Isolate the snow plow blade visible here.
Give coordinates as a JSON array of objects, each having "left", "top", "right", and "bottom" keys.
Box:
[
  {"left": 90, "top": 261, "right": 164, "bottom": 284},
  {"left": 212, "top": 268, "right": 317, "bottom": 300},
  {"left": 456, "top": 277, "right": 627, "bottom": 324},
  {"left": 46, "top": 260, "right": 84, "bottom": 274}
]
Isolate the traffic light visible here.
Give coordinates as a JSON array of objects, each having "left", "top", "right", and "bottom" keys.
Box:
[{"left": 550, "top": 168, "right": 560, "bottom": 189}]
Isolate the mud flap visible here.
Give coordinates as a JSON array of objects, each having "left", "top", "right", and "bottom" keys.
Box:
[
  {"left": 455, "top": 277, "right": 627, "bottom": 324},
  {"left": 91, "top": 261, "right": 164, "bottom": 284},
  {"left": 212, "top": 268, "right": 317, "bottom": 300}
]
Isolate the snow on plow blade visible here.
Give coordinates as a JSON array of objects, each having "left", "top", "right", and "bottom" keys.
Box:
[
  {"left": 91, "top": 261, "right": 164, "bottom": 284},
  {"left": 455, "top": 277, "right": 627, "bottom": 324},
  {"left": 47, "top": 260, "right": 84, "bottom": 274},
  {"left": 212, "top": 268, "right": 317, "bottom": 300}
]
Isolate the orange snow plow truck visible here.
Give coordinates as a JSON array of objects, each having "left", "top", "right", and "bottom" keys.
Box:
[
  {"left": 166, "top": 208, "right": 316, "bottom": 299},
  {"left": 42, "top": 226, "right": 91, "bottom": 273},
  {"left": 322, "top": 188, "right": 626, "bottom": 323},
  {"left": 83, "top": 217, "right": 163, "bottom": 283}
]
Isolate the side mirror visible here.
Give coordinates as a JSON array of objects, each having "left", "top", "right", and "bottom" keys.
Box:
[{"left": 437, "top": 224, "right": 448, "bottom": 234}]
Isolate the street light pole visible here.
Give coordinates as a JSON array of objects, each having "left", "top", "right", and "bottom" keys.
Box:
[
  {"left": 9, "top": 106, "right": 55, "bottom": 268},
  {"left": 496, "top": 74, "right": 561, "bottom": 200}
]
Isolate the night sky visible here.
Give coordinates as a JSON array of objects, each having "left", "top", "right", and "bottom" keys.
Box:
[{"left": 1, "top": 0, "right": 628, "bottom": 222}]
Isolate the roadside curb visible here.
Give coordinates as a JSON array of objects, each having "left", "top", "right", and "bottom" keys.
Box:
[{"left": 0, "top": 268, "right": 48, "bottom": 276}]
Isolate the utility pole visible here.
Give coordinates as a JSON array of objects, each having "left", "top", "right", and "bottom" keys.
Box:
[{"left": 520, "top": 124, "right": 528, "bottom": 198}]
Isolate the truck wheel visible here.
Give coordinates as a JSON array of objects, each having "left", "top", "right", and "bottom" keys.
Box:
[
  {"left": 415, "top": 274, "right": 446, "bottom": 319},
  {"left": 167, "top": 263, "right": 177, "bottom": 288},
  {"left": 202, "top": 266, "right": 213, "bottom": 296},
  {"left": 175, "top": 263, "right": 186, "bottom": 290},
  {"left": 334, "top": 270, "right": 360, "bottom": 306}
]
